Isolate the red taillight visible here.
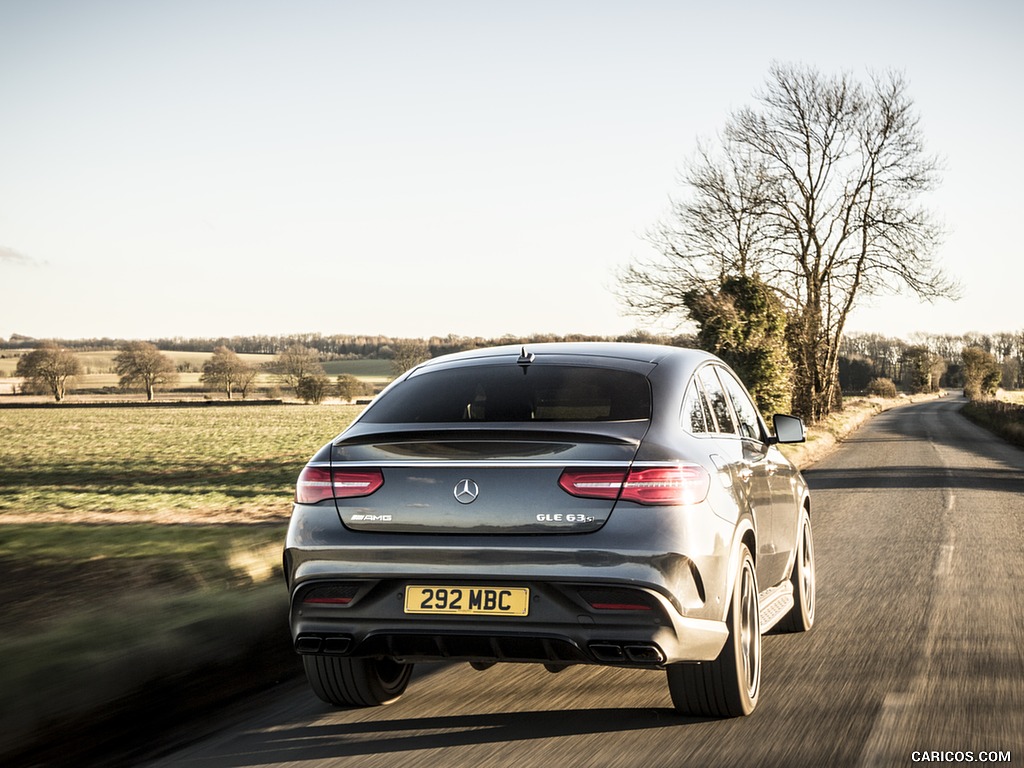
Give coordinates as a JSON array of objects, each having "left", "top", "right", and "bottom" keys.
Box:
[
  {"left": 331, "top": 469, "right": 385, "bottom": 498},
  {"left": 295, "top": 466, "right": 384, "bottom": 504},
  {"left": 296, "top": 466, "right": 334, "bottom": 504},
  {"left": 558, "top": 469, "right": 628, "bottom": 500},
  {"left": 620, "top": 465, "right": 710, "bottom": 505},
  {"left": 558, "top": 465, "right": 709, "bottom": 506}
]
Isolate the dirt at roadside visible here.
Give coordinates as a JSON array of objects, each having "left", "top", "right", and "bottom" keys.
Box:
[
  {"left": 0, "top": 507, "right": 292, "bottom": 525},
  {"left": 0, "top": 556, "right": 215, "bottom": 633}
]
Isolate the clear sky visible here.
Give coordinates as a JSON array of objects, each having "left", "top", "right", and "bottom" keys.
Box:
[{"left": 1, "top": 0, "right": 1021, "bottom": 342}]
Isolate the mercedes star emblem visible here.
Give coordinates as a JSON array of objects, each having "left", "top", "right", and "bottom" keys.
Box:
[{"left": 454, "top": 479, "right": 480, "bottom": 504}]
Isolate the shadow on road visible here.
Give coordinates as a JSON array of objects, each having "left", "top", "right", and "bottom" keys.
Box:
[
  {"left": 805, "top": 399, "right": 1024, "bottom": 494},
  {"left": 167, "top": 706, "right": 704, "bottom": 767},
  {"left": 803, "top": 465, "right": 1024, "bottom": 494}
]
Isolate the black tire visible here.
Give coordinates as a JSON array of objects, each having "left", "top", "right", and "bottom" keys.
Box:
[
  {"left": 667, "top": 544, "right": 760, "bottom": 717},
  {"left": 303, "top": 655, "right": 412, "bottom": 707},
  {"left": 776, "top": 509, "right": 815, "bottom": 633}
]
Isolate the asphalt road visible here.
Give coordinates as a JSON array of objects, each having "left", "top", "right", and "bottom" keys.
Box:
[{"left": 144, "top": 397, "right": 1023, "bottom": 768}]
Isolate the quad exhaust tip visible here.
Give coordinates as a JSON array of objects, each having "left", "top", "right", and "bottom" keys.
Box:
[
  {"left": 589, "top": 642, "right": 665, "bottom": 664},
  {"left": 296, "top": 634, "right": 664, "bottom": 665},
  {"left": 295, "top": 634, "right": 352, "bottom": 655}
]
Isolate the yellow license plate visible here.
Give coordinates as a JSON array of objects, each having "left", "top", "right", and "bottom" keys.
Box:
[{"left": 404, "top": 586, "right": 530, "bottom": 616}]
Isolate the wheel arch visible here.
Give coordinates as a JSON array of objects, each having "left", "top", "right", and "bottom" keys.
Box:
[
  {"left": 720, "top": 517, "right": 757, "bottom": 622},
  {"left": 781, "top": 491, "right": 813, "bottom": 580}
]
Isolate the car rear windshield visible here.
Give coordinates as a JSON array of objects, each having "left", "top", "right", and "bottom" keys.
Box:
[{"left": 361, "top": 364, "right": 652, "bottom": 423}]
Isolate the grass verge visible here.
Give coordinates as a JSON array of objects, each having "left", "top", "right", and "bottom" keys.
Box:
[
  {"left": 961, "top": 398, "right": 1024, "bottom": 449},
  {"left": 1, "top": 584, "right": 299, "bottom": 766},
  {"left": 0, "top": 523, "right": 296, "bottom": 767}
]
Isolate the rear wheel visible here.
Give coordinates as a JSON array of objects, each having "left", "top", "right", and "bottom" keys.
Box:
[
  {"left": 667, "top": 544, "right": 760, "bottom": 717},
  {"left": 303, "top": 656, "right": 412, "bottom": 707},
  {"left": 777, "top": 509, "right": 815, "bottom": 633}
]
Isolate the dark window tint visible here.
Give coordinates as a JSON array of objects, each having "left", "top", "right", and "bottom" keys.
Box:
[
  {"left": 362, "top": 364, "right": 652, "bottom": 423},
  {"left": 698, "top": 367, "right": 736, "bottom": 434}
]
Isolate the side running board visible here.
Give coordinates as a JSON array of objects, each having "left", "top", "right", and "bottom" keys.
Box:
[{"left": 758, "top": 582, "right": 794, "bottom": 634}]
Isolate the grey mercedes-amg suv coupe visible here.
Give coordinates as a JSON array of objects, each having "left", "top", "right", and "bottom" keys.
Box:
[{"left": 285, "top": 342, "right": 814, "bottom": 717}]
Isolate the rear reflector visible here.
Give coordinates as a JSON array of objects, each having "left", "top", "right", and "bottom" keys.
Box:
[
  {"left": 296, "top": 466, "right": 384, "bottom": 504},
  {"left": 301, "top": 583, "right": 361, "bottom": 606},
  {"left": 304, "top": 597, "right": 353, "bottom": 605},
  {"left": 588, "top": 601, "right": 652, "bottom": 611},
  {"left": 559, "top": 465, "right": 709, "bottom": 506},
  {"left": 579, "top": 587, "right": 657, "bottom": 611}
]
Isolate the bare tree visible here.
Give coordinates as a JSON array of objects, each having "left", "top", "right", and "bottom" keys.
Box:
[
  {"left": 200, "top": 346, "right": 255, "bottom": 399},
  {"left": 236, "top": 364, "right": 260, "bottom": 399},
  {"left": 114, "top": 341, "right": 177, "bottom": 401},
  {"left": 626, "top": 140, "right": 776, "bottom": 319},
  {"left": 621, "top": 63, "right": 958, "bottom": 421},
  {"left": 336, "top": 373, "right": 374, "bottom": 402},
  {"left": 276, "top": 345, "right": 325, "bottom": 396},
  {"left": 389, "top": 339, "right": 431, "bottom": 379},
  {"left": 15, "top": 342, "right": 82, "bottom": 401}
]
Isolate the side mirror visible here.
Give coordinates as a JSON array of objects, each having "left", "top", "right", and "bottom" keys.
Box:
[{"left": 771, "top": 413, "right": 806, "bottom": 444}]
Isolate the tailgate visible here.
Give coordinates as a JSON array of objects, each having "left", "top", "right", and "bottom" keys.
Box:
[{"left": 331, "top": 428, "right": 644, "bottom": 534}]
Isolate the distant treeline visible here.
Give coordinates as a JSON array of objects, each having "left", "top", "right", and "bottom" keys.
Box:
[
  {"left": 1, "top": 331, "right": 697, "bottom": 360},
  {"left": 839, "top": 331, "right": 1024, "bottom": 391},
  {"left": 5, "top": 329, "right": 1023, "bottom": 393}
]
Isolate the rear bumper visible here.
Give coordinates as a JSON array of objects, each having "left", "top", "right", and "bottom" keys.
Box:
[
  {"left": 289, "top": 576, "right": 729, "bottom": 667},
  {"left": 288, "top": 505, "right": 737, "bottom": 667},
  {"left": 285, "top": 503, "right": 734, "bottom": 667}
]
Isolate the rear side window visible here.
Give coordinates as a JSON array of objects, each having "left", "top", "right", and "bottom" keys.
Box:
[
  {"left": 718, "top": 368, "right": 762, "bottom": 440},
  {"left": 698, "top": 366, "right": 736, "bottom": 435},
  {"left": 681, "top": 379, "right": 714, "bottom": 434},
  {"left": 361, "top": 364, "right": 652, "bottom": 423}
]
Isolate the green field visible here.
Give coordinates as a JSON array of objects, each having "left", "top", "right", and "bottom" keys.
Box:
[
  {"left": 321, "top": 357, "right": 394, "bottom": 379},
  {"left": 0, "top": 404, "right": 359, "bottom": 522},
  {"left": 0, "top": 403, "right": 363, "bottom": 757}
]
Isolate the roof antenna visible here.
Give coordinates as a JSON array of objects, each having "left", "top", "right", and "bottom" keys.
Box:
[{"left": 517, "top": 346, "right": 535, "bottom": 373}]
